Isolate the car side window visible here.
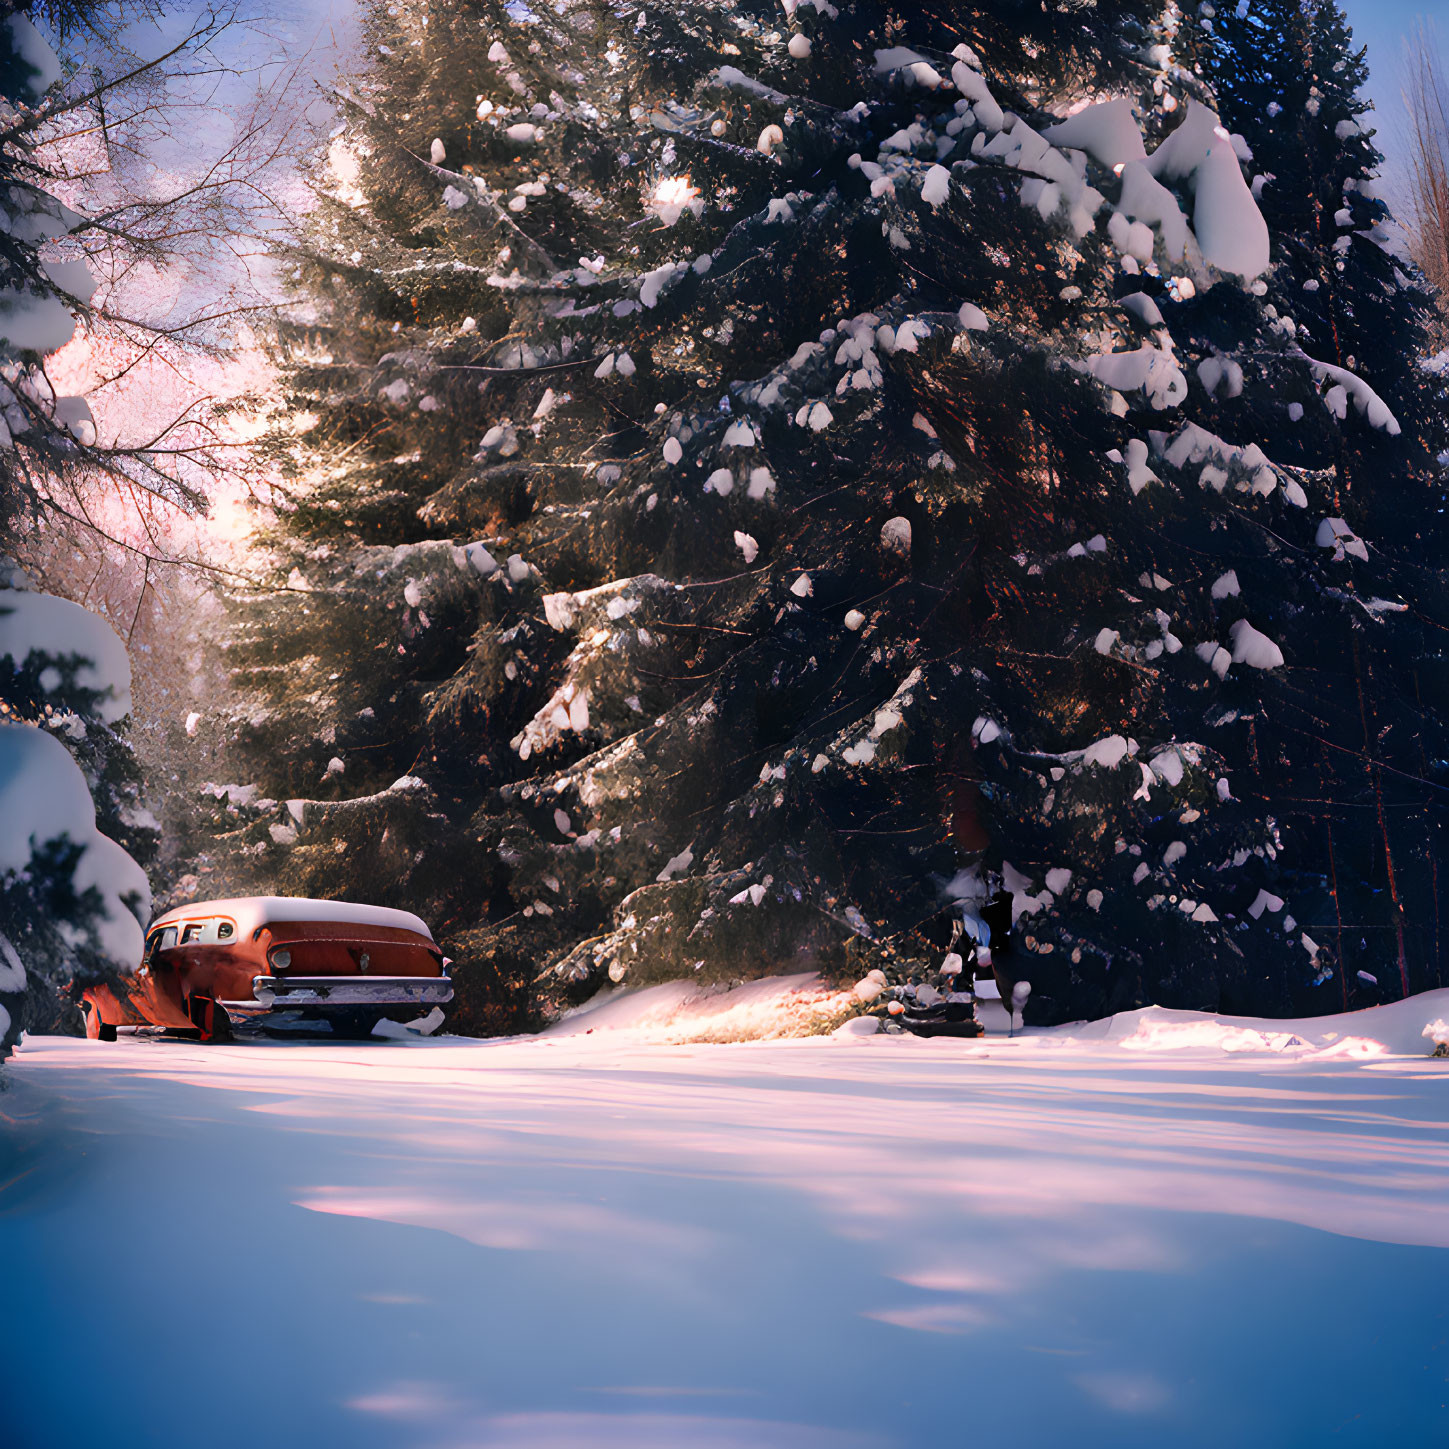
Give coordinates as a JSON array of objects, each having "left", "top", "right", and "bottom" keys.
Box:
[
  {"left": 217, "top": 921, "right": 235, "bottom": 941},
  {"left": 158, "top": 927, "right": 178, "bottom": 951},
  {"left": 180, "top": 924, "right": 204, "bottom": 945}
]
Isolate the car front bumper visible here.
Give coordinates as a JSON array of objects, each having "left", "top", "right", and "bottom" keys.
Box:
[{"left": 221, "top": 975, "right": 454, "bottom": 1018}]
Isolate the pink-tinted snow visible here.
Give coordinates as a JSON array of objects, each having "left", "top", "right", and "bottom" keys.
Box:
[{"left": 2, "top": 992, "right": 1447, "bottom": 1447}]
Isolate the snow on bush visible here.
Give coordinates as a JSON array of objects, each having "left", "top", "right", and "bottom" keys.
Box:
[
  {"left": 1079, "top": 735, "right": 1133, "bottom": 769},
  {"left": 1315, "top": 516, "right": 1369, "bottom": 561},
  {"left": 975, "top": 117, "right": 1104, "bottom": 238},
  {"left": 1306, "top": 357, "right": 1401, "bottom": 434},
  {"left": 0, "top": 563, "right": 150, "bottom": 1051},
  {"left": 950, "top": 50, "right": 1004, "bottom": 132},
  {"left": 1228, "top": 619, "right": 1284, "bottom": 670},
  {"left": 1157, "top": 421, "right": 1279, "bottom": 498},
  {"left": 1115, "top": 162, "right": 1190, "bottom": 261},
  {"left": 5, "top": 14, "right": 62, "bottom": 96},
  {"left": 920, "top": 165, "right": 951, "bottom": 207},
  {"left": 1082, "top": 344, "right": 1187, "bottom": 409},
  {"left": 1042, "top": 98, "right": 1147, "bottom": 169},
  {"left": 1143, "top": 101, "right": 1270, "bottom": 279},
  {"left": 0, "top": 723, "right": 149, "bottom": 970},
  {"left": 0, "top": 583, "right": 133, "bottom": 721},
  {"left": 1121, "top": 438, "right": 1160, "bottom": 494}
]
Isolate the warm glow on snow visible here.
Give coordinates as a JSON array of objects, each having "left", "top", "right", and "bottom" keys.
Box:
[
  {"left": 647, "top": 175, "right": 702, "bottom": 225},
  {"left": 652, "top": 176, "right": 699, "bottom": 208},
  {"left": 327, "top": 135, "right": 369, "bottom": 208}
]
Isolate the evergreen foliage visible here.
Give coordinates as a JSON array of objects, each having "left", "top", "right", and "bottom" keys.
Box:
[
  {"left": 1192, "top": 0, "right": 1447, "bottom": 510},
  {"left": 0, "top": 4, "right": 168, "bottom": 1054},
  {"left": 1181, "top": 0, "right": 1449, "bottom": 1003},
  {"left": 0, "top": 557, "right": 154, "bottom": 1052},
  {"left": 206, "top": 0, "right": 1449, "bottom": 1031},
  {"left": 0, "top": 2, "right": 102, "bottom": 513}
]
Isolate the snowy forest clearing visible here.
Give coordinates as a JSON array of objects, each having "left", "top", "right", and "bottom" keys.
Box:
[
  {"left": 3, "top": 994, "right": 1448, "bottom": 1449},
  {"left": 7, "top": 5, "right": 1449, "bottom": 1439}
]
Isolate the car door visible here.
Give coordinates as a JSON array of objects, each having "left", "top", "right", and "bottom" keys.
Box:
[{"left": 147, "top": 925, "right": 186, "bottom": 1013}]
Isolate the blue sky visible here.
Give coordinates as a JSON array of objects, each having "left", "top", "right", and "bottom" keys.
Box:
[{"left": 1341, "top": 0, "right": 1444, "bottom": 195}]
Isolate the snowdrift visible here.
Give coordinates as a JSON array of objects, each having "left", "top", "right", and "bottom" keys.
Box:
[{"left": 546, "top": 973, "right": 1449, "bottom": 1056}]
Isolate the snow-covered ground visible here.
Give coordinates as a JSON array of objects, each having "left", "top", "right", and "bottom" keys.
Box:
[{"left": 3, "top": 992, "right": 1448, "bottom": 1448}]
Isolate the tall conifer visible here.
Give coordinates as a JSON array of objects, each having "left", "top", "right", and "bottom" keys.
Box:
[{"left": 206, "top": 0, "right": 1449, "bottom": 1029}]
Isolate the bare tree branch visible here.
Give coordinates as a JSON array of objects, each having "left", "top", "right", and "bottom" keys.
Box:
[{"left": 1403, "top": 22, "right": 1449, "bottom": 340}]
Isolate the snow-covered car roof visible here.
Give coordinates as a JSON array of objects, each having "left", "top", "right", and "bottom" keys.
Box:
[{"left": 149, "top": 896, "right": 436, "bottom": 942}]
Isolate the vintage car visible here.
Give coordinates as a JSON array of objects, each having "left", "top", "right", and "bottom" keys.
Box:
[{"left": 81, "top": 896, "right": 453, "bottom": 1042}]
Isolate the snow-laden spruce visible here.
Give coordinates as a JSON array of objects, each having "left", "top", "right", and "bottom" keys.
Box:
[
  {"left": 202, "top": 0, "right": 1449, "bottom": 1032},
  {"left": 0, "top": 562, "right": 152, "bottom": 1053}
]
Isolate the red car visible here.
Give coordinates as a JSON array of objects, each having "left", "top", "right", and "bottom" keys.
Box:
[{"left": 81, "top": 896, "right": 453, "bottom": 1042}]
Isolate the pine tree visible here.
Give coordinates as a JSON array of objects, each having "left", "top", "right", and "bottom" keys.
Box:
[
  {"left": 206, "top": 0, "right": 1449, "bottom": 1032},
  {"left": 1190, "top": 1, "right": 1447, "bottom": 530},
  {"left": 1178, "top": 0, "right": 1449, "bottom": 1006},
  {"left": 0, "top": 6, "right": 177, "bottom": 1053},
  {"left": 0, "top": 556, "right": 154, "bottom": 1051}
]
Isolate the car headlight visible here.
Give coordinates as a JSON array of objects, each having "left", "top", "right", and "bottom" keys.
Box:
[{"left": 272, "top": 949, "right": 292, "bottom": 969}]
